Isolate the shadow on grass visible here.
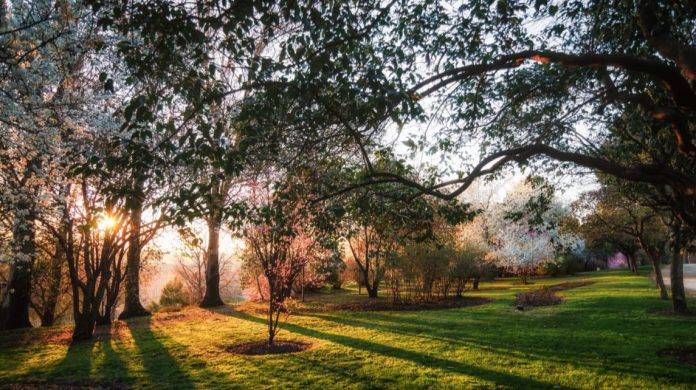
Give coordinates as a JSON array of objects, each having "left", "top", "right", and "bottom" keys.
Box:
[
  {"left": 308, "top": 294, "right": 696, "bottom": 385},
  {"left": 125, "top": 318, "right": 195, "bottom": 389},
  {"left": 23, "top": 334, "right": 131, "bottom": 387},
  {"left": 226, "top": 310, "right": 566, "bottom": 389},
  {"left": 48, "top": 341, "right": 95, "bottom": 382}
]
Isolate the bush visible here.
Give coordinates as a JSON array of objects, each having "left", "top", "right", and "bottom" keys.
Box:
[
  {"left": 146, "top": 301, "right": 160, "bottom": 313},
  {"left": 160, "top": 278, "right": 187, "bottom": 307},
  {"left": 515, "top": 286, "right": 562, "bottom": 308},
  {"left": 541, "top": 253, "right": 582, "bottom": 276}
]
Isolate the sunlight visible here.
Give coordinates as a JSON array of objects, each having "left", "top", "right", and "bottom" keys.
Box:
[{"left": 97, "top": 213, "right": 118, "bottom": 232}]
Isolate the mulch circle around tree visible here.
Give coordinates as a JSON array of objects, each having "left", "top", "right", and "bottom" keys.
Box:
[
  {"left": 226, "top": 341, "right": 311, "bottom": 355},
  {"left": 331, "top": 296, "right": 490, "bottom": 312},
  {"left": 657, "top": 346, "right": 696, "bottom": 366}
]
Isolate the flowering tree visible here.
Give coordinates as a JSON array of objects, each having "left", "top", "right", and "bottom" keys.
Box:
[
  {"left": 0, "top": 0, "right": 119, "bottom": 329},
  {"left": 489, "top": 225, "right": 555, "bottom": 284},
  {"left": 486, "top": 179, "right": 581, "bottom": 284},
  {"left": 241, "top": 176, "right": 337, "bottom": 346}
]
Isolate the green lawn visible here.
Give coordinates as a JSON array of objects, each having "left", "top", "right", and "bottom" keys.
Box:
[{"left": 1, "top": 269, "right": 695, "bottom": 389}]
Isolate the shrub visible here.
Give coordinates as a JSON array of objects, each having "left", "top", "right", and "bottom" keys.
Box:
[
  {"left": 541, "top": 253, "right": 582, "bottom": 276},
  {"left": 146, "top": 301, "right": 160, "bottom": 313},
  {"left": 515, "top": 286, "right": 562, "bottom": 308},
  {"left": 160, "top": 278, "right": 187, "bottom": 307}
]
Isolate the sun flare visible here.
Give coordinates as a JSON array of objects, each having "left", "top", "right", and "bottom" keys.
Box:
[{"left": 97, "top": 213, "right": 118, "bottom": 231}]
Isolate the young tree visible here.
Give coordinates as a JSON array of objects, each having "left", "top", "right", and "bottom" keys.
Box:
[{"left": 241, "top": 178, "right": 336, "bottom": 346}]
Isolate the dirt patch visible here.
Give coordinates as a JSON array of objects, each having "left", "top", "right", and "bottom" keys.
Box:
[
  {"left": 514, "top": 281, "right": 594, "bottom": 310},
  {"left": 226, "top": 340, "right": 310, "bottom": 355},
  {"left": 658, "top": 346, "right": 696, "bottom": 366},
  {"left": 331, "top": 296, "right": 490, "bottom": 312}
]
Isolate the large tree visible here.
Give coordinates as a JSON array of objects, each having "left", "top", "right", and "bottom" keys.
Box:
[
  {"left": 577, "top": 182, "right": 671, "bottom": 299},
  {"left": 87, "top": 0, "right": 695, "bottom": 314}
]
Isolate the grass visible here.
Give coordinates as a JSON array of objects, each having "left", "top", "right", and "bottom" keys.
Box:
[{"left": 1, "top": 268, "right": 695, "bottom": 389}]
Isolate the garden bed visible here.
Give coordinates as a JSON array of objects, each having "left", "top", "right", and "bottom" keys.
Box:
[
  {"left": 331, "top": 296, "right": 490, "bottom": 312},
  {"left": 514, "top": 281, "right": 594, "bottom": 309},
  {"left": 226, "top": 340, "right": 311, "bottom": 355}
]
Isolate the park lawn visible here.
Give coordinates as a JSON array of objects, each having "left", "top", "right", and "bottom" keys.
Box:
[{"left": 0, "top": 269, "right": 695, "bottom": 389}]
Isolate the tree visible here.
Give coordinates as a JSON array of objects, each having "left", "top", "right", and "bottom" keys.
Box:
[
  {"left": 0, "top": 0, "right": 114, "bottom": 329},
  {"left": 486, "top": 179, "right": 581, "bottom": 284},
  {"left": 340, "top": 182, "right": 445, "bottom": 298},
  {"left": 159, "top": 278, "right": 187, "bottom": 307},
  {"left": 241, "top": 175, "right": 338, "bottom": 346},
  {"left": 577, "top": 183, "right": 670, "bottom": 299},
  {"left": 175, "top": 229, "right": 237, "bottom": 304}
]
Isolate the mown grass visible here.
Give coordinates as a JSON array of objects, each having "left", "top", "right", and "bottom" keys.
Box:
[{"left": 0, "top": 268, "right": 695, "bottom": 389}]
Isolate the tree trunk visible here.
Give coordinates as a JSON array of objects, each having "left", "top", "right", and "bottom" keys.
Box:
[
  {"left": 472, "top": 276, "right": 480, "bottom": 290},
  {"left": 520, "top": 272, "right": 528, "bottom": 285},
  {"left": 0, "top": 200, "right": 36, "bottom": 330},
  {"left": 119, "top": 194, "right": 150, "bottom": 319},
  {"left": 268, "top": 298, "right": 275, "bottom": 346},
  {"left": 41, "top": 243, "right": 65, "bottom": 327},
  {"left": 301, "top": 265, "right": 305, "bottom": 303},
  {"left": 649, "top": 255, "right": 669, "bottom": 300},
  {"left": 639, "top": 240, "right": 668, "bottom": 300},
  {"left": 200, "top": 217, "right": 224, "bottom": 307},
  {"left": 670, "top": 224, "right": 688, "bottom": 314},
  {"left": 72, "top": 311, "right": 96, "bottom": 342},
  {"left": 366, "top": 283, "right": 379, "bottom": 298}
]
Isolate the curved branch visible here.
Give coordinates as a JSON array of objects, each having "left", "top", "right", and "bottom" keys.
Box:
[
  {"left": 365, "top": 143, "right": 696, "bottom": 205},
  {"left": 414, "top": 50, "right": 696, "bottom": 109}
]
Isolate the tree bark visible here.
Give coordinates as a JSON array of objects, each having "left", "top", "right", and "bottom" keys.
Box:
[
  {"left": 119, "top": 192, "right": 150, "bottom": 319},
  {"left": 41, "top": 242, "right": 65, "bottom": 327},
  {"left": 366, "top": 285, "right": 379, "bottom": 298},
  {"left": 200, "top": 217, "right": 224, "bottom": 307},
  {"left": 72, "top": 307, "right": 97, "bottom": 342},
  {"left": 0, "top": 199, "right": 36, "bottom": 330},
  {"left": 670, "top": 223, "right": 689, "bottom": 314},
  {"left": 638, "top": 239, "right": 668, "bottom": 300}
]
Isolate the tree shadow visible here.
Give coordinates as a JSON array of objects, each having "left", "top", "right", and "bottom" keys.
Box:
[
  {"left": 307, "top": 296, "right": 696, "bottom": 386},
  {"left": 125, "top": 318, "right": 195, "bottom": 389},
  {"left": 14, "top": 334, "right": 131, "bottom": 387},
  {"left": 47, "top": 341, "right": 96, "bottom": 382},
  {"left": 226, "top": 310, "right": 567, "bottom": 389}
]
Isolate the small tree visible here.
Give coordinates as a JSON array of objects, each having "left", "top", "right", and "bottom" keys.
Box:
[
  {"left": 338, "top": 179, "right": 462, "bottom": 298},
  {"left": 242, "top": 177, "right": 337, "bottom": 346},
  {"left": 160, "top": 279, "right": 187, "bottom": 307}
]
